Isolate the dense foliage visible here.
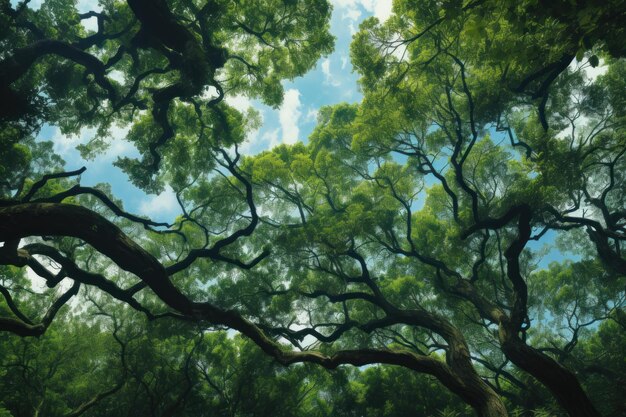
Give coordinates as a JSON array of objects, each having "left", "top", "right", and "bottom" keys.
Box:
[{"left": 1, "top": 1, "right": 625, "bottom": 416}]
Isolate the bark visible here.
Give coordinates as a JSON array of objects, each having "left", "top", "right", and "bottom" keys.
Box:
[
  {"left": 501, "top": 208, "right": 601, "bottom": 417},
  {"left": 499, "top": 330, "right": 601, "bottom": 417},
  {"left": 453, "top": 279, "right": 601, "bottom": 417},
  {"left": 457, "top": 203, "right": 601, "bottom": 417},
  {"left": 0, "top": 39, "right": 116, "bottom": 100},
  {"left": 0, "top": 280, "right": 79, "bottom": 336},
  {"left": 588, "top": 228, "right": 626, "bottom": 276}
]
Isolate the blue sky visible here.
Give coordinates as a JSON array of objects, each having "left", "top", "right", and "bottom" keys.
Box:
[{"left": 38, "top": 0, "right": 393, "bottom": 223}]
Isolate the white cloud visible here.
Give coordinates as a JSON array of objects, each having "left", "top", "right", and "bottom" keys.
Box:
[
  {"left": 104, "top": 139, "right": 134, "bottom": 161},
  {"left": 343, "top": 6, "right": 361, "bottom": 21},
  {"left": 331, "top": 0, "right": 393, "bottom": 23},
  {"left": 51, "top": 127, "right": 91, "bottom": 157},
  {"left": 101, "top": 125, "right": 134, "bottom": 160},
  {"left": 370, "top": 0, "right": 393, "bottom": 22},
  {"left": 321, "top": 58, "right": 331, "bottom": 76},
  {"left": 264, "top": 128, "right": 281, "bottom": 149},
  {"left": 340, "top": 55, "right": 349, "bottom": 70},
  {"left": 225, "top": 94, "right": 253, "bottom": 112},
  {"left": 278, "top": 89, "right": 302, "bottom": 145},
  {"left": 321, "top": 58, "right": 341, "bottom": 86},
  {"left": 51, "top": 125, "right": 134, "bottom": 162},
  {"left": 139, "top": 186, "right": 179, "bottom": 219},
  {"left": 305, "top": 108, "right": 319, "bottom": 123}
]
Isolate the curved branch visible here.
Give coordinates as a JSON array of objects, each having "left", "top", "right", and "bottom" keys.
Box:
[
  {"left": 0, "top": 283, "right": 34, "bottom": 325},
  {"left": 0, "top": 202, "right": 504, "bottom": 416},
  {"left": 36, "top": 184, "right": 171, "bottom": 229},
  {"left": 21, "top": 243, "right": 159, "bottom": 319},
  {"left": 0, "top": 280, "right": 80, "bottom": 337},
  {"left": 1, "top": 40, "right": 117, "bottom": 102},
  {"left": 21, "top": 166, "right": 86, "bottom": 202}
]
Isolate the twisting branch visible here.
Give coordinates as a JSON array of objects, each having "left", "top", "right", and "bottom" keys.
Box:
[
  {"left": 0, "top": 201, "right": 506, "bottom": 416},
  {"left": 166, "top": 147, "right": 267, "bottom": 277},
  {"left": 0, "top": 40, "right": 117, "bottom": 102},
  {"left": 20, "top": 243, "right": 164, "bottom": 319},
  {"left": 0, "top": 280, "right": 80, "bottom": 337},
  {"left": 21, "top": 167, "right": 86, "bottom": 202},
  {"left": 0, "top": 282, "right": 34, "bottom": 325},
  {"left": 36, "top": 184, "right": 172, "bottom": 229}
]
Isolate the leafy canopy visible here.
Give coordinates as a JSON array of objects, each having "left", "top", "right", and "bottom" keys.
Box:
[{"left": 1, "top": 1, "right": 625, "bottom": 417}]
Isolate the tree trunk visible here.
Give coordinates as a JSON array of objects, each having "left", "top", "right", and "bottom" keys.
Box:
[
  {"left": 501, "top": 332, "right": 601, "bottom": 417},
  {"left": 477, "top": 394, "right": 510, "bottom": 417}
]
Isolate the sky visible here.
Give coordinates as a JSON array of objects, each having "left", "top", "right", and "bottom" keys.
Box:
[{"left": 34, "top": 0, "right": 393, "bottom": 224}]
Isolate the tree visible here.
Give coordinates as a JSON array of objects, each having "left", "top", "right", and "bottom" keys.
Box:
[
  {"left": 351, "top": 0, "right": 626, "bottom": 130},
  {"left": 1, "top": 1, "right": 625, "bottom": 417},
  {"left": 0, "top": 284, "right": 475, "bottom": 417}
]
